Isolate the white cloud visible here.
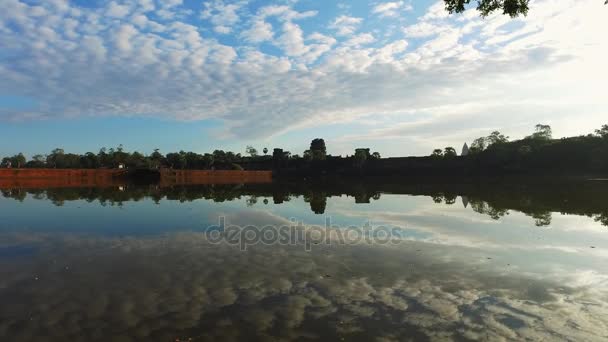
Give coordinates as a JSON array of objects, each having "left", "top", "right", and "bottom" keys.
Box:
[
  {"left": 344, "top": 33, "right": 376, "bottom": 47},
  {"left": 258, "top": 5, "right": 317, "bottom": 21},
  {"left": 136, "top": 0, "right": 155, "bottom": 12},
  {"left": 372, "top": 1, "right": 412, "bottom": 17},
  {"left": 114, "top": 24, "right": 138, "bottom": 53},
  {"left": 329, "top": 15, "right": 363, "bottom": 36},
  {"left": 277, "top": 22, "right": 308, "bottom": 57},
  {"left": 241, "top": 20, "right": 274, "bottom": 43},
  {"left": 402, "top": 21, "right": 447, "bottom": 38},
  {"left": 107, "top": 1, "right": 130, "bottom": 18},
  {"left": 201, "top": 0, "right": 246, "bottom": 35}
]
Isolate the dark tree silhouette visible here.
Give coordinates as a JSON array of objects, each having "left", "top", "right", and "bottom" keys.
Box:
[
  {"left": 310, "top": 138, "right": 327, "bottom": 161},
  {"left": 444, "top": 0, "right": 529, "bottom": 18},
  {"left": 596, "top": 124, "right": 608, "bottom": 139},
  {"left": 443, "top": 147, "right": 457, "bottom": 158}
]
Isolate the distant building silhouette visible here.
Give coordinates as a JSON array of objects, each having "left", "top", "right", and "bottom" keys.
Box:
[
  {"left": 461, "top": 143, "right": 470, "bottom": 156},
  {"left": 461, "top": 196, "right": 469, "bottom": 208}
]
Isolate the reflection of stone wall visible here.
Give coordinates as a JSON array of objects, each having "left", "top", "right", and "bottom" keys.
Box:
[
  {"left": 0, "top": 169, "right": 273, "bottom": 188},
  {"left": 160, "top": 170, "right": 272, "bottom": 185}
]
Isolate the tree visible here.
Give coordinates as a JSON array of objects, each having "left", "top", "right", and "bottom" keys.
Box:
[
  {"left": 80, "top": 152, "right": 99, "bottom": 169},
  {"left": 27, "top": 154, "right": 46, "bottom": 168},
  {"left": 595, "top": 124, "right": 608, "bottom": 139},
  {"left": 166, "top": 152, "right": 187, "bottom": 169},
  {"left": 444, "top": 0, "right": 529, "bottom": 18},
  {"left": 263, "top": 147, "right": 268, "bottom": 155},
  {"left": 212, "top": 150, "right": 227, "bottom": 165},
  {"left": 150, "top": 149, "right": 164, "bottom": 168},
  {"left": 10, "top": 153, "right": 27, "bottom": 168},
  {"left": 1, "top": 157, "right": 10, "bottom": 168},
  {"left": 246, "top": 145, "right": 258, "bottom": 157},
  {"left": 431, "top": 149, "right": 444, "bottom": 158},
  {"left": 309, "top": 138, "right": 327, "bottom": 160},
  {"left": 112, "top": 144, "right": 128, "bottom": 166},
  {"left": 487, "top": 131, "right": 509, "bottom": 146},
  {"left": 47, "top": 148, "right": 65, "bottom": 168},
  {"left": 371, "top": 152, "right": 381, "bottom": 159},
  {"left": 303, "top": 150, "right": 313, "bottom": 161},
  {"left": 98, "top": 148, "right": 110, "bottom": 168},
  {"left": 470, "top": 137, "right": 487, "bottom": 154},
  {"left": 527, "top": 124, "right": 552, "bottom": 140},
  {"left": 444, "top": 147, "right": 457, "bottom": 158}
]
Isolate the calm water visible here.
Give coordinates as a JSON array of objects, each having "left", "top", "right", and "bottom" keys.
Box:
[{"left": 0, "top": 181, "right": 607, "bottom": 341}]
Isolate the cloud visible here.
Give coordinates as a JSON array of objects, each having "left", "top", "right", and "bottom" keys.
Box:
[
  {"left": 114, "top": 24, "right": 138, "bottom": 53},
  {"left": 0, "top": 0, "right": 606, "bottom": 154},
  {"left": 343, "top": 33, "right": 376, "bottom": 47},
  {"left": 201, "top": 0, "right": 246, "bottom": 34},
  {"left": 106, "top": 1, "right": 131, "bottom": 18},
  {"left": 329, "top": 15, "right": 363, "bottom": 36},
  {"left": 240, "top": 19, "right": 274, "bottom": 43},
  {"left": 402, "top": 21, "right": 447, "bottom": 38},
  {"left": 372, "top": 1, "right": 413, "bottom": 17},
  {"left": 257, "top": 5, "right": 317, "bottom": 21}
]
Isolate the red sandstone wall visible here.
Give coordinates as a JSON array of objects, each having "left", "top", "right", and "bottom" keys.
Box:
[
  {"left": 0, "top": 169, "right": 126, "bottom": 188},
  {"left": 0, "top": 168, "right": 273, "bottom": 188}
]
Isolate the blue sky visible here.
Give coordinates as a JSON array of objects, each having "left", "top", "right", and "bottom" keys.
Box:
[{"left": 0, "top": 0, "right": 606, "bottom": 158}]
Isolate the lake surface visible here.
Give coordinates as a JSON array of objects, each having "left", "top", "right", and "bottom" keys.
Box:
[{"left": 0, "top": 181, "right": 607, "bottom": 341}]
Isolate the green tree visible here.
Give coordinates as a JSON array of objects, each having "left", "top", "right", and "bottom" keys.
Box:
[
  {"left": 212, "top": 150, "right": 227, "bottom": 164},
  {"left": 127, "top": 151, "right": 148, "bottom": 168},
  {"left": 150, "top": 149, "right": 164, "bottom": 168},
  {"left": 47, "top": 148, "right": 65, "bottom": 168},
  {"left": 13, "top": 153, "right": 27, "bottom": 168},
  {"left": 1, "top": 157, "right": 11, "bottom": 168},
  {"left": 80, "top": 152, "right": 99, "bottom": 169},
  {"left": 371, "top": 152, "right": 381, "bottom": 159},
  {"left": 444, "top": 0, "right": 529, "bottom": 18},
  {"left": 27, "top": 154, "right": 46, "bottom": 168},
  {"left": 166, "top": 152, "right": 187, "bottom": 169},
  {"left": 97, "top": 148, "right": 110, "bottom": 167},
  {"left": 263, "top": 147, "right": 268, "bottom": 155},
  {"left": 112, "top": 144, "right": 128, "bottom": 166},
  {"left": 246, "top": 145, "right": 258, "bottom": 157}
]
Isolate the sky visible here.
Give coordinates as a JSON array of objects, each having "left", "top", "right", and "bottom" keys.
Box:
[{"left": 0, "top": 0, "right": 606, "bottom": 158}]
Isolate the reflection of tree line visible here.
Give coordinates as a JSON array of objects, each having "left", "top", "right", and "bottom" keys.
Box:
[
  {"left": 1, "top": 180, "right": 607, "bottom": 226},
  {"left": 432, "top": 193, "right": 552, "bottom": 226},
  {"left": 421, "top": 181, "right": 608, "bottom": 227}
]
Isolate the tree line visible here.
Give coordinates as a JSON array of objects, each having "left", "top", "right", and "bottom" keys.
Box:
[
  {"left": 431, "top": 124, "right": 608, "bottom": 158},
  {"left": 0, "top": 145, "right": 254, "bottom": 170},
  {"left": 2, "top": 124, "right": 606, "bottom": 174},
  {"left": 0, "top": 137, "right": 382, "bottom": 170}
]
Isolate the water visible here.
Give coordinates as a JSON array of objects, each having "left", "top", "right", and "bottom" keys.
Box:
[{"left": 0, "top": 181, "right": 607, "bottom": 341}]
